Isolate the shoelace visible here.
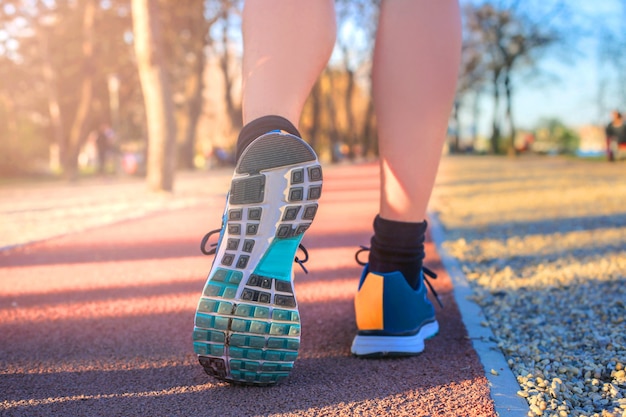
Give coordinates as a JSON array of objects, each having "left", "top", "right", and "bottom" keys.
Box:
[
  {"left": 200, "top": 228, "right": 310, "bottom": 274},
  {"left": 354, "top": 245, "right": 443, "bottom": 308}
]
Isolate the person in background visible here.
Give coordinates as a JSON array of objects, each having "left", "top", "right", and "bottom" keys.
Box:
[
  {"left": 606, "top": 110, "right": 626, "bottom": 161},
  {"left": 96, "top": 123, "right": 116, "bottom": 175}
]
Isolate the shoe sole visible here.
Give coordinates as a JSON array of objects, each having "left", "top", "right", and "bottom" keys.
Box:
[
  {"left": 350, "top": 320, "right": 439, "bottom": 358},
  {"left": 193, "top": 132, "right": 322, "bottom": 385}
]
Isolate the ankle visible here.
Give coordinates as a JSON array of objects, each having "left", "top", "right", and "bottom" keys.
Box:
[
  {"left": 236, "top": 115, "right": 301, "bottom": 162},
  {"left": 367, "top": 215, "right": 428, "bottom": 290}
]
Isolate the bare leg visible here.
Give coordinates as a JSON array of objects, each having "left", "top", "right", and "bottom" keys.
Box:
[
  {"left": 194, "top": 1, "right": 335, "bottom": 386},
  {"left": 374, "top": 0, "right": 462, "bottom": 222},
  {"left": 242, "top": 0, "right": 336, "bottom": 127}
]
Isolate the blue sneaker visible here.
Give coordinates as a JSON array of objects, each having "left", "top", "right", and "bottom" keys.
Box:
[
  {"left": 193, "top": 131, "right": 322, "bottom": 385},
  {"left": 351, "top": 262, "right": 440, "bottom": 357}
]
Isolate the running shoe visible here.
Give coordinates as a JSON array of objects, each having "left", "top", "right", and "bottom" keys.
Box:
[
  {"left": 193, "top": 131, "right": 322, "bottom": 385},
  {"left": 351, "top": 260, "right": 440, "bottom": 357}
]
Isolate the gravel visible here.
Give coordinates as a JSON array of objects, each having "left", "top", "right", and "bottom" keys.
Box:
[{"left": 431, "top": 155, "right": 626, "bottom": 417}]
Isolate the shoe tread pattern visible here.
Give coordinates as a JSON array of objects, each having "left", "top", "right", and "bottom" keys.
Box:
[{"left": 194, "top": 133, "right": 321, "bottom": 385}]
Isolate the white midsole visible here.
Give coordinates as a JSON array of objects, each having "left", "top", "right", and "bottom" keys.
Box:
[{"left": 350, "top": 321, "right": 439, "bottom": 356}]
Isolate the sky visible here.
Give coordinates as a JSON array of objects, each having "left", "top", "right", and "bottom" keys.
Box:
[
  {"left": 326, "top": 0, "right": 626, "bottom": 138},
  {"left": 3, "top": 0, "right": 624, "bottom": 137},
  {"left": 458, "top": 0, "right": 626, "bottom": 135}
]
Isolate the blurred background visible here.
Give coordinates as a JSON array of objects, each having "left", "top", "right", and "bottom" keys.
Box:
[{"left": 0, "top": 0, "right": 624, "bottom": 189}]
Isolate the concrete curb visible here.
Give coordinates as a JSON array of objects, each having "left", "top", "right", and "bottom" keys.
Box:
[{"left": 428, "top": 212, "right": 531, "bottom": 417}]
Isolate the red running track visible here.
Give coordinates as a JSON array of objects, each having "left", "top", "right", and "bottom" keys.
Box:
[{"left": 0, "top": 163, "right": 495, "bottom": 417}]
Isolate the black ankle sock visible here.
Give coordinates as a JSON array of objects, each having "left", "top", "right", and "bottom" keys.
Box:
[
  {"left": 236, "top": 115, "right": 301, "bottom": 162},
  {"left": 368, "top": 215, "right": 428, "bottom": 290}
]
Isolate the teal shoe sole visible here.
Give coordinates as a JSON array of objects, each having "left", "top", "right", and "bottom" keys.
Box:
[{"left": 193, "top": 132, "right": 322, "bottom": 385}]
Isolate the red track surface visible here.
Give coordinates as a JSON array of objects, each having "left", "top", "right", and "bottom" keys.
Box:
[{"left": 1, "top": 163, "right": 495, "bottom": 416}]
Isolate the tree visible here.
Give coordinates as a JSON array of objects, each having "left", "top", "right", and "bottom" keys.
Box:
[
  {"left": 298, "top": 0, "right": 380, "bottom": 161},
  {"left": 454, "top": 20, "right": 489, "bottom": 152},
  {"left": 160, "top": 0, "right": 226, "bottom": 170},
  {"left": 0, "top": 0, "right": 141, "bottom": 176},
  {"left": 216, "top": 1, "right": 243, "bottom": 138},
  {"left": 0, "top": 1, "right": 97, "bottom": 176},
  {"left": 464, "top": 1, "right": 564, "bottom": 155},
  {"left": 597, "top": 1, "right": 626, "bottom": 119},
  {"left": 333, "top": 0, "right": 380, "bottom": 159},
  {"left": 535, "top": 117, "right": 580, "bottom": 154},
  {"left": 1, "top": 0, "right": 200, "bottom": 182},
  {"left": 131, "top": 0, "right": 176, "bottom": 191},
  {"left": 64, "top": 0, "right": 97, "bottom": 179}
]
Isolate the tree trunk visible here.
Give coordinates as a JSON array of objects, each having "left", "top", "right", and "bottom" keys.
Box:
[
  {"left": 177, "top": 1, "right": 210, "bottom": 170},
  {"left": 504, "top": 70, "right": 517, "bottom": 157},
  {"left": 361, "top": 95, "right": 376, "bottom": 157},
  {"left": 307, "top": 79, "right": 323, "bottom": 151},
  {"left": 178, "top": 31, "right": 207, "bottom": 170},
  {"left": 64, "top": 0, "right": 97, "bottom": 180},
  {"left": 451, "top": 100, "right": 461, "bottom": 153},
  {"left": 38, "top": 30, "right": 65, "bottom": 173},
  {"left": 326, "top": 72, "right": 341, "bottom": 163},
  {"left": 471, "top": 89, "right": 481, "bottom": 149},
  {"left": 132, "top": 0, "right": 177, "bottom": 191},
  {"left": 178, "top": 51, "right": 205, "bottom": 170},
  {"left": 490, "top": 70, "right": 501, "bottom": 154},
  {"left": 219, "top": 11, "right": 242, "bottom": 133},
  {"left": 0, "top": 94, "right": 18, "bottom": 144},
  {"left": 344, "top": 67, "right": 357, "bottom": 159}
]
